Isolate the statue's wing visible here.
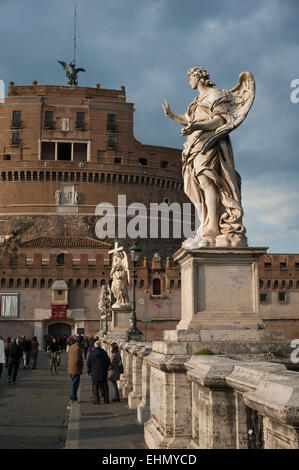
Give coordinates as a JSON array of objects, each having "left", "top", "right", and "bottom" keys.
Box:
[
  {"left": 201, "top": 71, "right": 255, "bottom": 154},
  {"left": 58, "top": 60, "right": 68, "bottom": 71},
  {"left": 76, "top": 67, "right": 86, "bottom": 73}
]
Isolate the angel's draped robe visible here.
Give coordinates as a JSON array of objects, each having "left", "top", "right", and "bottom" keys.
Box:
[{"left": 182, "top": 88, "right": 246, "bottom": 240}]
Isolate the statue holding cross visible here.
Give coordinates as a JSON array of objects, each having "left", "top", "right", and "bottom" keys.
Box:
[{"left": 109, "top": 241, "right": 130, "bottom": 308}]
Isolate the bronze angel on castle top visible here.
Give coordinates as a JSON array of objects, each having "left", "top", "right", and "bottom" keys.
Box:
[
  {"left": 162, "top": 67, "right": 255, "bottom": 249},
  {"left": 58, "top": 60, "right": 85, "bottom": 86}
]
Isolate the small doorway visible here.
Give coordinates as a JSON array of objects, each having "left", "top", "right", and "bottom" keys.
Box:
[{"left": 48, "top": 322, "right": 72, "bottom": 338}]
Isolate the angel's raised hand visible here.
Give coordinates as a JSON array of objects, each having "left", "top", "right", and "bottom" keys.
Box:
[{"left": 162, "top": 99, "right": 172, "bottom": 118}]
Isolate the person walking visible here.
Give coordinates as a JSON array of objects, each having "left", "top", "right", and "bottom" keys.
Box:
[
  {"left": 7, "top": 338, "right": 22, "bottom": 384},
  {"left": 108, "top": 342, "right": 122, "bottom": 402},
  {"left": 87, "top": 340, "right": 111, "bottom": 404},
  {"left": 19, "top": 335, "right": 27, "bottom": 369},
  {"left": 4, "top": 337, "right": 12, "bottom": 368},
  {"left": 83, "top": 336, "right": 89, "bottom": 360},
  {"left": 30, "top": 336, "right": 39, "bottom": 369},
  {"left": 67, "top": 335, "right": 84, "bottom": 403},
  {"left": 0, "top": 335, "right": 4, "bottom": 382}
]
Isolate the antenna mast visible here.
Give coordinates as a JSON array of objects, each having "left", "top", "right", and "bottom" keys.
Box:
[{"left": 73, "top": 3, "right": 77, "bottom": 66}]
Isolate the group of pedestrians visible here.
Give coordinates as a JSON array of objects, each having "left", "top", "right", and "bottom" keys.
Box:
[
  {"left": 67, "top": 336, "right": 123, "bottom": 405},
  {"left": 0, "top": 334, "right": 40, "bottom": 385},
  {"left": 0, "top": 332, "right": 124, "bottom": 405}
]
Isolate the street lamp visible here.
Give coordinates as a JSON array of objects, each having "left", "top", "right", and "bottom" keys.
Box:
[
  {"left": 103, "top": 285, "right": 111, "bottom": 336},
  {"left": 127, "top": 241, "right": 142, "bottom": 340}
]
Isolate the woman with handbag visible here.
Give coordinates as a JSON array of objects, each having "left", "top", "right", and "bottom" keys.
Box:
[{"left": 108, "top": 342, "right": 122, "bottom": 402}]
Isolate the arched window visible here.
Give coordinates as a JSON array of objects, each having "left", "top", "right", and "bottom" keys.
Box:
[
  {"left": 177, "top": 280, "right": 181, "bottom": 288},
  {"left": 57, "top": 253, "right": 65, "bottom": 266},
  {"left": 153, "top": 278, "right": 161, "bottom": 295},
  {"left": 48, "top": 279, "right": 53, "bottom": 288},
  {"left": 76, "top": 279, "right": 81, "bottom": 288},
  {"left": 25, "top": 279, "right": 30, "bottom": 288},
  {"left": 92, "top": 279, "right": 98, "bottom": 288},
  {"left": 32, "top": 279, "right": 38, "bottom": 288},
  {"left": 139, "top": 279, "right": 144, "bottom": 288},
  {"left": 68, "top": 279, "right": 73, "bottom": 288},
  {"left": 170, "top": 279, "right": 175, "bottom": 289},
  {"left": 40, "top": 279, "right": 45, "bottom": 288},
  {"left": 259, "top": 279, "right": 264, "bottom": 289},
  {"left": 100, "top": 279, "right": 106, "bottom": 286},
  {"left": 17, "top": 278, "right": 22, "bottom": 288},
  {"left": 9, "top": 278, "right": 14, "bottom": 288},
  {"left": 274, "top": 280, "right": 278, "bottom": 289},
  {"left": 84, "top": 279, "right": 89, "bottom": 288}
]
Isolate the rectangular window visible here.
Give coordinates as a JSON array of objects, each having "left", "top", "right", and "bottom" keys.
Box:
[
  {"left": 0, "top": 294, "right": 18, "bottom": 317},
  {"left": 45, "top": 111, "right": 54, "bottom": 128},
  {"left": 11, "top": 132, "right": 21, "bottom": 146},
  {"left": 57, "top": 142, "right": 71, "bottom": 161},
  {"left": 12, "top": 111, "right": 22, "bottom": 128},
  {"left": 73, "top": 142, "right": 87, "bottom": 162},
  {"left": 41, "top": 141, "right": 55, "bottom": 160},
  {"left": 76, "top": 112, "right": 85, "bottom": 130},
  {"left": 259, "top": 293, "right": 268, "bottom": 303},
  {"left": 264, "top": 262, "right": 272, "bottom": 269},
  {"left": 295, "top": 262, "right": 299, "bottom": 270},
  {"left": 280, "top": 261, "right": 287, "bottom": 269},
  {"left": 278, "top": 292, "right": 286, "bottom": 302},
  {"left": 107, "top": 135, "right": 116, "bottom": 148},
  {"left": 107, "top": 114, "right": 116, "bottom": 131}
]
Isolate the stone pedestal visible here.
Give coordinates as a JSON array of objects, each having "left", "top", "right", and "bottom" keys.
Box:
[
  {"left": 165, "top": 247, "right": 291, "bottom": 359},
  {"left": 174, "top": 247, "right": 265, "bottom": 331},
  {"left": 105, "top": 306, "right": 132, "bottom": 340}
]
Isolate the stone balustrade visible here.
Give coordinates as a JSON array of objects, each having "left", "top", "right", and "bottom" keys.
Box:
[{"left": 100, "top": 337, "right": 299, "bottom": 449}]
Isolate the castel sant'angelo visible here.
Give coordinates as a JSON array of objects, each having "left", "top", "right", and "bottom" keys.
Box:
[{"left": 0, "top": 58, "right": 299, "bottom": 344}]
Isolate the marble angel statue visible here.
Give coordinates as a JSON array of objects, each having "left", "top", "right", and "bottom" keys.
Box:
[
  {"left": 110, "top": 248, "right": 130, "bottom": 308},
  {"left": 162, "top": 67, "right": 255, "bottom": 248},
  {"left": 98, "top": 284, "right": 111, "bottom": 320}
]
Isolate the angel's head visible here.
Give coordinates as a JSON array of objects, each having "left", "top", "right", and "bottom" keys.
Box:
[{"left": 187, "top": 67, "right": 215, "bottom": 89}]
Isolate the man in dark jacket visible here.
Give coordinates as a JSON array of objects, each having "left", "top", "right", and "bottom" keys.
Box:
[
  {"left": 87, "top": 340, "right": 111, "bottom": 404},
  {"left": 7, "top": 338, "right": 22, "bottom": 384}
]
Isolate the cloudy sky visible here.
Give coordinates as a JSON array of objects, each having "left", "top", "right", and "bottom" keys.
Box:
[{"left": 0, "top": 0, "right": 298, "bottom": 253}]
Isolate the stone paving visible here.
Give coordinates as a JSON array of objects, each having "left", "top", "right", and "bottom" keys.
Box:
[
  {"left": 0, "top": 350, "right": 146, "bottom": 449},
  {"left": 65, "top": 373, "right": 146, "bottom": 449},
  {"left": 0, "top": 350, "right": 70, "bottom": 449}
]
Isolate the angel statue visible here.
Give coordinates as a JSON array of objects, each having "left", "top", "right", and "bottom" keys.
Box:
[
  {"left": 98, "top": 285, "right": 106, "bottom": 315},
  {"left": 58, "top": 60, "right": 86, "bottom": 86},
  {"left": 98, "top": 284, "right": 111, "bottom": 319},
  {"left": 109, "top": 243, "right": 130, "bottom": 308},
  {"left": 162, "top": 67, "right": 255, "bottom": 248}
]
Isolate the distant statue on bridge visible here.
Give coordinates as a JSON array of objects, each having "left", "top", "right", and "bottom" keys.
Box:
[{"left": 109, "top": 242, "right": 130, "bottom": 308}]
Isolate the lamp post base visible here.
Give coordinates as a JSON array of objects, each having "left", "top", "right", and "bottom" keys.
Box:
[{"left": 127, "top": 329, "right": 143, "bottom": 342}]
